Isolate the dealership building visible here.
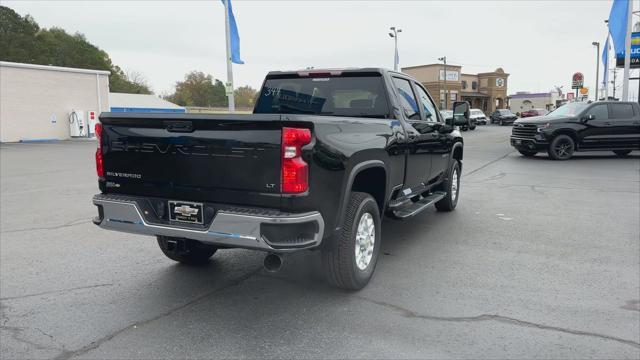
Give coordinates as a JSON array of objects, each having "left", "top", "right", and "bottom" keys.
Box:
[{"left": 402, "top": 64, "right": 509, "bottom": 114}]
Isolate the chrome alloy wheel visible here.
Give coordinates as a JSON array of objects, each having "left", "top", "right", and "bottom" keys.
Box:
[
  {"left": 354, "top": 212, "right": 375, "bottom": 270},
  {"left": 451, "top": 168, "right": 459, "bottom": 202}
]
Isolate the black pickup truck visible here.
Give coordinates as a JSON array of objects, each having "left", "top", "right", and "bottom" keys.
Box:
[
  {"left": 511, "top": 101, "right": 640, "bottom": 160},
  {"left": 92, "top": 68, "right": 468, "bottom": 290}
]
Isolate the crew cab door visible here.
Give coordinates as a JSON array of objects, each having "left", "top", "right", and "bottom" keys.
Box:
[
  {"left": 391, "top": 76, "right": 431, "bottom": 193},
  {"left": 580, "top": 103, "right": 613, "bottom": 149},
  {"left": 413, "top": 82, "right": 450, "bottom": 182}
]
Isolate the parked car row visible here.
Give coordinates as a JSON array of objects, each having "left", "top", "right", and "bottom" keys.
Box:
[
  {"left": 441, "top": 108, "right": 519, "bottom": 130},
  {"left": 520, "top": 108, "right": 548, "bottom": 118},
  {"left": 490, "top": 109, "right": 518, "bottom": 125}
]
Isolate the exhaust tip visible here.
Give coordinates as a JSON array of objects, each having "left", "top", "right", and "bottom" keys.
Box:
[{"left": 264, "top": 253, "right": 283, "bottom": 273}]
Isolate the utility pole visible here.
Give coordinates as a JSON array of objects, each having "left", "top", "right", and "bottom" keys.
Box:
[
  {"left": 388, "top": 27, "right": 402, "bottom": 71},
  {"left": 224, "top": 0, "right": 235, "bottom": 112},
  {"left": 439, "top": 56, "right": 447, "bottom": 109},
  {"left": 592, "top": 42, "right": 600, "bottom": 101}
]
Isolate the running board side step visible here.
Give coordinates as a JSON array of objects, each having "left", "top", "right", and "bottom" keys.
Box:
[{"left": 392, "top": 192, "right": 446, "bottom": 219}]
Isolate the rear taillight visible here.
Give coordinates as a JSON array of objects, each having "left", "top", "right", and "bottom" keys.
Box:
[
  {"left": 281, "top": 127, "right": 311, "bottom": 193},
  {"left": 95, "top": 123, "right": 104, "bottom": 178}
]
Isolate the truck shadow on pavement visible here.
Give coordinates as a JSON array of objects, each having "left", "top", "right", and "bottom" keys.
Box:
[{"left": 516, "top": 153, "right": 640, "bottom": 161}]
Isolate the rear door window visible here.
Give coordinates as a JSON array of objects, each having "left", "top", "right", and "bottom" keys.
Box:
[
  {"left": 610, "top": 103, "right": 634, "bottom": 119},
  {"left": 391, "top": 77, "right": 420, "bottom": 120}
]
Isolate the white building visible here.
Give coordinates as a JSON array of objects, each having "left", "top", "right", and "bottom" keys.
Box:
[
  {"left": 0, "top": 61, "right": 110, "bottom": 142},
  {"left": 508, "top": 90, "right": 563, "bottom": 115}
]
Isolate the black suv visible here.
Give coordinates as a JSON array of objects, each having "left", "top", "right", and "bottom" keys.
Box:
[
  {"left": 510, "top": 101, "right": 640, "bottom": 160},
  {"left": 490, "top": 109, "right": 518, "bottom": 126}
]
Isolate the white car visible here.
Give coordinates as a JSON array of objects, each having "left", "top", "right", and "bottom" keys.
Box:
[{"left": 470, "top": 109, "right": 487, "bottom": 125}]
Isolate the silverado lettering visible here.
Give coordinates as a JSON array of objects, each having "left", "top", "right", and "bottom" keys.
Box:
[{"left": 110, "top": 140, "right": 266, "bottom": 158}]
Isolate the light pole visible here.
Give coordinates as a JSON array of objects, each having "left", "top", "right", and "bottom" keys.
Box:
[
  {"left": 438, "top": 56, "right": 447, "bottom": 109},
  {"left": 592, "top": 41, "right": 600, "bottom": 101},
  {"left": 388, "top": 27, "right": 402, "bottom": 71}
]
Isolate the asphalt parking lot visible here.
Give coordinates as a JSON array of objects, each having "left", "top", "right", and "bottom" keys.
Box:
[{"left": 1, "top": 125, "right": 639, "bottom": 359}]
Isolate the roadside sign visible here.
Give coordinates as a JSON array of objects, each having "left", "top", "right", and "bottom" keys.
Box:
[
  {"left": 572, "top": 73, "right": 584, "bottom": 89},
  {"left": 579, "top": 87, "right": 589, "bottom": 95},
  {"left": 616, "top": 32, "right": 640, "bottom": 68},
  {"left": 567, "top": 92, "right": 574, "bottom": 100}
]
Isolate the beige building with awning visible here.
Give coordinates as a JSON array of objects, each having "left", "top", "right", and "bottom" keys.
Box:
[{"left": 402, "top": 64, "right": 509, "bottom": 114}]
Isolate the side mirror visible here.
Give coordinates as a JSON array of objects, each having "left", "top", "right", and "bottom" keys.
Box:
[
  {"left": 582, "top": 114, "right": 595, "bottom": 122},
  {"left": 438, "top": 123, "right": 454, "bottom": 134},
  {"left": 450, "top": 101, "right": 470, "bottom": 126}
]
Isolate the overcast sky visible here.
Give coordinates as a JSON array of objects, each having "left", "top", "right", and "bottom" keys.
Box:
[{"left": 4, "top": 0, "right": 638, "bottom": 99}]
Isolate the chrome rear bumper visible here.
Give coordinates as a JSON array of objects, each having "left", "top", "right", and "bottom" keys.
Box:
[{"left": 92, "top": 194, "right": 324, "bottom": 252}]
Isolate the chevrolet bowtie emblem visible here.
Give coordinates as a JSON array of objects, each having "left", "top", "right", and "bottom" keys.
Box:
[{"left": 174, "top": 205, "right": 199, "bottom": 216}]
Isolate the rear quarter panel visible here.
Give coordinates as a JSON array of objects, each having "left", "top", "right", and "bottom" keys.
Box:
[{"left": 280, "top": 115, "right": 406, "bottom": 235}]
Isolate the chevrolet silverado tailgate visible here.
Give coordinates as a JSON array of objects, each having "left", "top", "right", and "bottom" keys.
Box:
[{"left": 99, "top": 113, "right": 283, "bottom": 207}]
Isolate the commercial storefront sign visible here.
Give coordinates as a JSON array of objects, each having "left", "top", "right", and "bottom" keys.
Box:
[
  {"left": 571, "top": 72, "right": 584, "bottom": 89},
  {"left": 615, "top": 32, "right": 640, "bottom": 68},
  {"left": 439, "top": 70, "right": 459, "bottom": 81}
]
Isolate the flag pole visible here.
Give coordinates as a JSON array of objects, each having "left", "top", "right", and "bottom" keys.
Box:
[
  {"left": 224, "top": 0, "right": 235, "bottom": 112},
  {"left": 622, "top": 0, "right": 632, "bottom": 101}
]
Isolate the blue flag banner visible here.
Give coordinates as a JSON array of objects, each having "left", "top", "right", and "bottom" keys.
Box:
[
  {"left": 607, "top": 0, "right": 630, "bottom": 56},
  {"left": 222, "top": 0, "right": 244, "bottom": 64},
  {"left": 602, "top": 36, "right": 610, "bottom": 87}
]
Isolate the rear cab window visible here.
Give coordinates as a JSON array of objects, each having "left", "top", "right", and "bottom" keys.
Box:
[
  {"left": 254, "top": 72, "right": 391, "bottom": 118},
  {"left": 610, "top": 103, "right": 634, "bottom": 119}
]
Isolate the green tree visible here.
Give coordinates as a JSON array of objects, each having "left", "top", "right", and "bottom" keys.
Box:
[
  {"left": 165, "top": 71, "right": 227, "bottom": 107},
  {"left": 234, "top": 85, "right": 258, "bottom": 108},
  {"left": 0, "top": 7, "right": 39, "bottom": 63},
  {"left": 0, "top": 6, "right": 151, "bottom": 94}
]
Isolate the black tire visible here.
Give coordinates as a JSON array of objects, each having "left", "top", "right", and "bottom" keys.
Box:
[
  {"left": 469, "top": 122, "right": 477, "bottom": 130},
  {"left": 435, "top": 160, "right": 461, "bottom": 212},
  {"left": 321, "top": 192, "right": 381, "bottom": 290},
  {"left": 157, "top": 236, "right": 217, "bottom": 265},
  {"left": 461, "top": 125, "right": 468, "bottom": 131},
  {"left": 518, "top": 150, "right": 537, "bottom": 157},
  {"left": 613, "top": 150, "right": 632, "bottom": 157},
  {"left": 548, "top": 134, "right": 575, "bottom": 160}
]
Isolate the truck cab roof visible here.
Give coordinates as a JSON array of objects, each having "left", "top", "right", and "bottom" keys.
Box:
[{"left": 266, "top": 68, "right": 399, "bottom": 78}]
